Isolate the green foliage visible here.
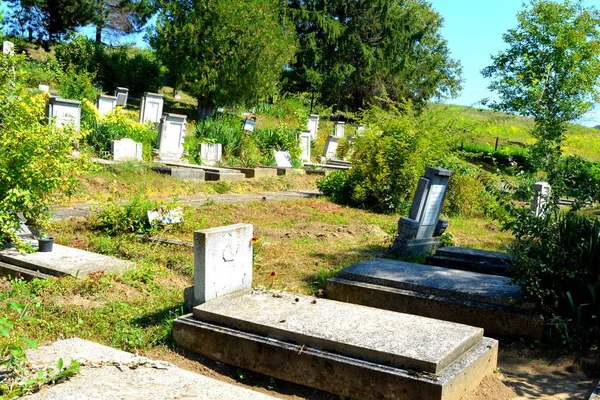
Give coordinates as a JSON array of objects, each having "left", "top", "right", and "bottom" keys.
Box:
[
  {"left": 483, "top": 0, "right": 600, "bottom": 171},
  {"left": 316, "top": 171, "right": 353, "bottom": 205},
  {"left": 56, "top": 65, "right": 97, "bottom": 102},
  {"left": 0, "top": 53, "right": 86, "bottom": 247},
  {"left": 547, "top": 155, "right": 600, "bottom": 206},
  {"left": 459, "top": 142, "right": 533, "bottom": 172},
  {"left": 507, "top": 210, "right": 600, "bottom": 344},
  {"left": 189, "top": 114, "right": 243, "bottom": 158}
]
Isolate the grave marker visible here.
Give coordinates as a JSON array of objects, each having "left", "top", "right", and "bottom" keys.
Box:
[
  {"left": 158, "top": 113, "right": 187, "bottom": 161},
  {"left": 243, "top": 118, "right": 255, "bottom": 132},
  {"left": 322, "top": 135, "right": 339, "bottom": 159},
  {"left": 2, "top": 41, "right": 14, "bottom": 55},
  {"left": 307, "top": 114, "right": 319, "bottom": 139},
  {"left": 139, "top": 92, "right": 164, "bottom": 124},
  {"left": 299, "top": 131, "right": 311, "bottom": 162},
  {"left": 357, "top": 125, "right": 365, "bottom": 135},
  {"left": 96, "top": 94, "right": 117, "bottom": 117},
  {"left": 114, "top": 87, "right": 129, "bottom": 107},
  {"left": 531, "top": 182, "right": 551, "bottom": 217},
  {"left": 38, "top": 84, "right": 50, "bottom": 93},
  {"left": 392, "top": 166, "right": 453, "bottom": 256},
  {"left": 112, "top": 138, "right": 143, "bottom": 162},
  {"left": 46, "top": 97, "right": 81, "bottom": 132},
  {"left": 274, "top": 150, "right": 293, "bottom": 168},
  {"left": 334, "top": 121, "right": 345, "bottom": 137},
  {"left": 199, "top": 143, "right": 222, "bottom": 166}
]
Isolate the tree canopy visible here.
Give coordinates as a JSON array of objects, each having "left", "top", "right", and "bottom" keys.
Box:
[{"left": 285, "top": 0, "right": 462, "bottom": 112}]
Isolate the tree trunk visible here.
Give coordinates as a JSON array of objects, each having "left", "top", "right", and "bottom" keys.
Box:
[
  {"left": 197, "top": 96, "right": 214, "bottom": 119},
  {"left": 96, "top": 26, "right": 102, "bottom": 43}
]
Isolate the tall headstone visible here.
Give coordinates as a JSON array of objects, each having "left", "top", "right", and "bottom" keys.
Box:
[
  {"left": 199, "top": 143, "right": 222, "bottom": 166},
  {"left": 186, "top": 224, "right": 254, "bottom": 308},
  {"left": 114, "top": 87, "right": 129, "bottom": 107},
  {"left": 139, "top": 92, "right": 164, "bottom": 124},
  {"left": 112, "top": 138, "right": 143, "bottom": 162},
  {"left": 96, "top": 94, "right": 117, "bottom": 117},
  {"left": 322, "top": 135, "right": 340, "bottom": 159},
  {"left": 158, "top": 113, "right": 187, "bottom": 161},
  {"left": 46, "top": 97, "right": 81, "bottom": 132},
  {"left": 299, "top": 131, "right": 311, "bottom": 162},
  {"left": 334, "top": 121, "right": 345, "bottom": 138},
  {"left": 2, "top": 41, "right": 14, "bottom": 55},
  {"left": 307, "top": 114, "right": 319, "bottom": 139},
  {"left": 531, "top": 182, "right": 551, "bottom": 217},
  {"left": 392, "top": 167, "right": 454, "bottom": 257}
]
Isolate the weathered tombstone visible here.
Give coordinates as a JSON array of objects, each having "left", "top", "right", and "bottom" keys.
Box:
[
  {"left": 96, "top": 94, "right": 117, "bottom": 117},
  {"left": 334, "top": 121, "right": 345, "bottom": 138},
  {"left": 392, "top": 167, "right": 453, "bottom": 256},
  {"left": 158, "top": 113, "right": 187, "bottom": 161},
  {"left": 184, "top": 224, "right": 254, "bottom": 308},
  {"left": 114, "top": 87, "right": 129, "bottom": 107},
  {"left": 307, "top": 114, "right": 319, "bottom": 139},
  {"left": 243, "top": 118, "right": 255, "bottom": 132},
  {"left": 531, "top": 181, "right": 551, "bottom": 217},
  {"left": 112, "top": 138, "right": 143, "bottom": 162},
  {"left": 274, "top": 150, "right": 293, "bottom": 168},
  {"left": 199, "top": 143, "right": 222, "bottom": 166},
  {"left": 299, "top": 131, "right": 311, "bottom": 162},
  {"left": 46, "top": 97, "right": 81, "bottom": 132},
  {"left": 139, "top": 92, "right": 164, "bottom": 124},
  {"left": 322, "top": 135, "right": 340, "bottom": 159},
  {"left": 2, "top": 41, "right": 14, "bottom": 55},
  {"left": 38, "top": 84, "right": 50, "bottom": 93}
]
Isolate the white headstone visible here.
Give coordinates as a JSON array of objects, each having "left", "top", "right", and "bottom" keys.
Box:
[
  {"left": 38, "top": 84, "right": 50, "bottom": 93},
  {"left": 47, "top": 97, "right": 81, "bottom": 132},
  {"left": 199, "top": 143, "right": 222, "bottom": 166},
  {"left": 323, "top": 135, "right": 340, "bottom": 159},
  {"left": 357, "top": 125, "right": 365, "bottom": 135},
  {"left": 96, "top": 95, "right": 117, "bottom": 117},
  {"left": 112, "top": 138, "right": 143, "bottom": 162},
  {"left": 299, "top": 131, "right": 311, "bottom": 162},
  {"left": 274, "top": 150, "right": 293, "bottom": 168},
  {"left": 2, "top": 41, "right": 14, "bottom": 55},
  {"left": 158, "top": 113, "right": 187, "bottom": 161},
  {"left": 139, "top": 92, "right": 164, "bottom": 124},
  {"left": 243, "top": 118, "right": 255, "bottom": 132},
  {"left": 334, "top": 121, "right": 345, "bottom": 138},
  {"left": 192, "top": 223, "right": 254, "bottom": 306},
  {"left": 531, "top": 182, "right": 551, "bottom": 217},
  {"left": 114, "top": 87, "right": 129, "bottom": 107},
  {"left": 307, "top": 114, "right": 319, "bottom": 139}
]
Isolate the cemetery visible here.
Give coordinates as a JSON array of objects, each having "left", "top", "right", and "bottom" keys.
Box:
[{"left": 2, "top": 0, "right": 600, "bottom": 398}]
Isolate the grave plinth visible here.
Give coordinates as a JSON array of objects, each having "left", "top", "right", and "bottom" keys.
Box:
[
  {"left": 46, "top": 97, "right": 81, "bottom": 132},
  {"left": 96, "top": 94, "right": 117, "bottom": 117},
  {"left": 158, "top": 113, "right": 187, "bottom": 162},
  {"left": 392, "top": 167, "right": 453, "bottom": 257},
  {"left": 139, "top": 92, "right": 164, "bottom": 124}
]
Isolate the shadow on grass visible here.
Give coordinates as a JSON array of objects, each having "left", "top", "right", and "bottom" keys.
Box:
[{"left": 132, "top": 303, "right": 186, "bottom": 346}]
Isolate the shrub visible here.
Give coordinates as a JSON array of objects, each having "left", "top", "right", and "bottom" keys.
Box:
[
  {"left": 90, "top": 195, "right": 170, "bottom": 236},
  {"left": 316, "top": 171, "right": 353, "bottom": 205},
  {"left": 548, "top": 155, "right": 600, "bottom": 206}
]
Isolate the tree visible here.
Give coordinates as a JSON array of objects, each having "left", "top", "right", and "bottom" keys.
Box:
[
  {"left": 482, "top": 0, "right": 600, "bottom": 171},
  {"left": 93, "top": 0, "right": 156, "bottom": 44},
  {"left": 151, "top": 0, "right": 296, "bottom": 118},
  {"left": 285, "top": 0, "right": 462, "bottom": 112}
]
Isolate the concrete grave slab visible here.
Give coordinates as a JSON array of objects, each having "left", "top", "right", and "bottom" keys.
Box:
[
  {"left": 23, "top": 338, "right": 277, "bottom": 400},
  {"left": 238, "top": 167, "right": 278, "bottom": 179},
  {"left": 426, "top": 246, "right": 512, "bottom": 276},
  {"left": 151, "top": 165, "right": 205, "bottom": 181},
  {"left": 162, "top": 161, "right": 245, "bottom": 181},
  {"left": 0, "top": 243, "right": 134, "bottom": 278}
]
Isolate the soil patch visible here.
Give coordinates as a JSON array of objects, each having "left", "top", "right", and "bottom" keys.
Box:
[
  {"left": 461, "top": 373, "right": 517, "bottom": 400},
  {"left": 259, "top": 222, "right": 388, "bottom": 242}
]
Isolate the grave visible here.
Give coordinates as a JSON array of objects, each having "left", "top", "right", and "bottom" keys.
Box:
[
  {"left": 174, "top": 225, "right": 498, "bottom": 400},
  {"left": 151, "top": 165, "right": 204, "bottom": 181},
  {"left": 46, "top": 97, "right": 81, "bottom": 132},
  {"left": 158, "top": 113, "right": 187, "bottom": 162},
  {"left": 163, "top": 162, "right": 245, "bottom": 182},
  {"left": 238, "top": 167, "right": 278, "bottom": 179},
  {"left": 0, "top": 243, "right": 134, "bottom": 278},
  {"left": 2, "top": 40, "right": 14, "bottom": 55},
  {"left": 334, "top": 121, "right": 345, "bottom": 137},
  {"left": 38, "top": 84, "right": 50, "bottom": 93},
  {"left": 327, "top": 258, "right": 543, "bottom": 338},
  {"left": 299, "top": 131, "right": 311, "bottom": 162},
  {"left": 25, "top": 338, "right": 278, "bottom": 400},
  {"left": 392, "top": 167, "right": 453, "bottom": 257},
  {"left": 112, "top": 138, "right": 143, "bottom": 162},
  {"left": 114, "top": 87, "right": 129, "bottom": 107},
  {"left": 357, "top": 124, "right": 365, "bottom": 134},
  {"left": 531, "top": 181, "right": 551, "bottom": 217},
  {"left": 307, "top": 114, "right": 319, "bottom": 139},
  {"left": 139, "top": 92, "right": 164, "bottom": 124},
  {"left": 274, "top": 150, "right": 293, "bottom": 168},
  {"left": 243, "top": 117, "right": 256, "bottom": 132},
  {"left": 199, "top": 143, "right": 222, "bottom": 166},
  {"left": 96, "top": 94, "right": 117, "bottom": 117},
  {"left": 426, "top": 246, "right": 512, "bottom": 276},
  {"left": 321, "top": 135, "right": 339, "bottom": 160}
]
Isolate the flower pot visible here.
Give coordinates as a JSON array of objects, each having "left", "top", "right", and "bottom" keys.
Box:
[{"left": 38, "top": 238, "right": 54, "bottom": 252}]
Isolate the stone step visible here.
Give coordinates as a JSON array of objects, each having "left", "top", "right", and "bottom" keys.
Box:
[
  {"left": 174, "top": 290, "right": 498, "bottom": 400},
  {"left": 426, "top": 247, "right": 511, "bottom": 276},
  {"left": 327, "top": 258, "right": 542, "bottom": 338}
]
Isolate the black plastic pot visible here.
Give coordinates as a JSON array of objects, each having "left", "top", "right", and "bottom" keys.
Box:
[{"left": 38, "top": 238, "right": 54, "bottom": 252}]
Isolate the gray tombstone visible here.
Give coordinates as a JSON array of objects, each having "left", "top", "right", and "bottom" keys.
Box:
[
  {"left": 114, "top": 87, "right": 129, "bottom": 107},
  {"left": 158, "top": 113, "right": 187, "bottom": 161},
  {"left": 199, "top": 143, "right": 222, "bottom": 166},
  {"left": 274, "top": 150, "right": 293, "bottom": 168},
  {"left": 531, "top": 182, "right": 551, "bottom": 217},
  {"left": 2, "top": 41, "right": 14, "bottom": 55},
  {"left": 392, "top": 167, "right": 454, "bottom": 257},
  {"left": 96, "top": 94, "right": 117, "bottom": 117},
  {"left": 139, "top": 92, "right": 164, "bottom": 124},
  {"left": 307, "top": 114, "right": 319, "bottom": 139},
  {"left": 322, "top": 135, "right": 340, "bottom": 159},
  {"left": 47, "top": 97, "right": 81, "bottom": 132},
  {"left": 299, "top": 131, "right": 311, "bottom": 162},
  {"left": 184, "top": 224, "right": 254, "bottom": 308},
  {"left": 112, "top": 138, "right": 143, "bottom": 162},
  {"left": 334, "top": 121, "right": 345, "bottom": 138}
]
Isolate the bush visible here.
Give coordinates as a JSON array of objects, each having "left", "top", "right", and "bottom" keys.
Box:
[
  {"left": 548, "top": 155, "right": 600, "bottom": 206},
  {"left": 90, "top": 195, "right": 166, "bottom": 236},
  {"left": 316, "top": 171, "right": 353, "bottom": 205}
]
